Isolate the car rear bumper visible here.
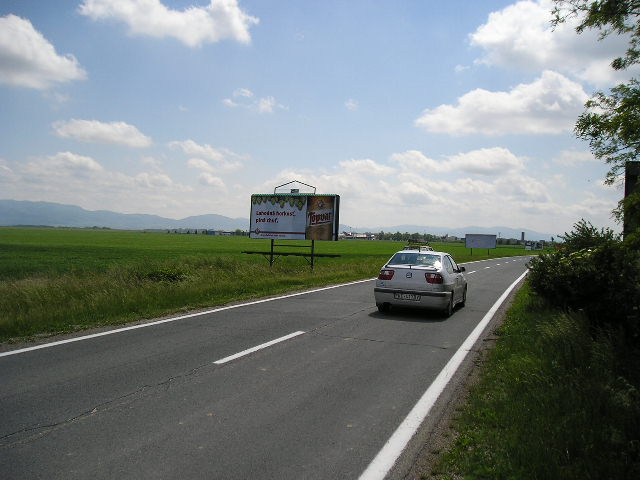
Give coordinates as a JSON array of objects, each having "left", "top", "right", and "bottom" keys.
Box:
[{"left": 374, "top": 287, "right": 451, "bottom": 310}]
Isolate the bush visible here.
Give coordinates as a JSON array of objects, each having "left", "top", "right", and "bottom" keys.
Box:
[
  {"left": 558, "top": 218, "right": 618, "bottom": 253},
  {"left": 527, "top": 220, "right": 640, "bottom": 338}
]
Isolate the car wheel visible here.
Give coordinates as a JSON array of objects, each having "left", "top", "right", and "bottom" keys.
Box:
[
  {"left": 377, "top": 303, "right": 390, "bottom": 313},
  {"left": 459, "top": 286, "right": 467, "bottom": 308},
  {"left": 443, "top": 295, "right": 454, "bottom": 317}
]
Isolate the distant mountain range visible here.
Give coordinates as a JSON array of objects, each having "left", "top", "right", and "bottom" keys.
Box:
[
  {"left": 0, "top": 199, "right": 555, "bottom": 241},
  {"left": 0, "top": 200, "right": 248, "bottom": 231}
]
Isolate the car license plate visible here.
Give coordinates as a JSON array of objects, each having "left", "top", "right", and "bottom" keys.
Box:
[{"left": 394, "top": 293, "right": 420, "bottom": 301}]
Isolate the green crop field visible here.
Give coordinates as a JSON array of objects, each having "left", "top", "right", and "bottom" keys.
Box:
[{"left": 0, "top": 227, "right": 533, "bottom": 342}]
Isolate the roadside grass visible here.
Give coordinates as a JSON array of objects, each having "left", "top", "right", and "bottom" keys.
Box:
[
  {"left": 430, "top": 283, "right": 640, "bottom": 480},
  {"left": 0, "top": 227, "right": 532, "bottom": 342}
]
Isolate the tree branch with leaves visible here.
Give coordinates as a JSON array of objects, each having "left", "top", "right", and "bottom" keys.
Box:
[{"left": 553, "top": 0, "right": 640, "bottom": 240}]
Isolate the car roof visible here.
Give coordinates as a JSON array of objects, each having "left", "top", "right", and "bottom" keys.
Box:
[{"left": 393, "top": 249, "right": 444, "bottom": 255}]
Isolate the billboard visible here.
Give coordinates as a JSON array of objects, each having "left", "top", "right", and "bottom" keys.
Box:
[
  {"left": 250, "top": 194, "right": 340, "bottom": 241},
  {"left": 465, "top": 234, "right": 497, "bottom": 249}
]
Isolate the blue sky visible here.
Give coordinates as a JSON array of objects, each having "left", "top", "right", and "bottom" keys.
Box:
[{"left": 0, "top": 0, "right": 631, "bottom": 236}]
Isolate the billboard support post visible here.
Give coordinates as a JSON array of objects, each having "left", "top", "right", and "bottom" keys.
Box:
[
  {"left": 311, "top": 240, "right": 315, "bottom": 270},
  {"left": 270, "top": 239, "right": 275, "bottom": 266},
  {"left": 247, "top": 238, "right": 334, "bottom": 271}
]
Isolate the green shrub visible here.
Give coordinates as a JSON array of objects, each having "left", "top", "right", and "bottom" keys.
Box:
[
  {"left": 527, "top": 220, "right": 640, "bottom": 338},
  {"left": 139, "top": 266, "right": 189, "bottom": 283},
  {"left": 558, "top": 218, "right": 618, "bottom": 253}
]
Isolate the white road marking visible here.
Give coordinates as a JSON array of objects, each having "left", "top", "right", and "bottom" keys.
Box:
[
  {"left": 0, "top": 278, "right": 374, "bottom": 358},
  {"left": 484, "top": 266, "right": 491, "bottom": 269},
  {"left": 213, "top": 331, "right": 305, "bottom": 365},
  {"left": 358, "top": 269, "right": 529, "bottom": 480},
  {"left": 466, "top": 271, "right": 476, "bottom": 275}
]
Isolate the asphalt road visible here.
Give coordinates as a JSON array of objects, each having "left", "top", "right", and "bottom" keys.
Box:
[{"left": 0, "top": 256, "right": 531, "bottom": 479}]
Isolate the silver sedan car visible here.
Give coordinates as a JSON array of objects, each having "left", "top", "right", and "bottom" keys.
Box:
[{"left": 374, "top": 247, "right": 467, "bottom": 317}]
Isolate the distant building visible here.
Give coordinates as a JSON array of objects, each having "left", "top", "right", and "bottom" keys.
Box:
[{"left": 340, "top": 232, "right": 375, "bottom": 240}]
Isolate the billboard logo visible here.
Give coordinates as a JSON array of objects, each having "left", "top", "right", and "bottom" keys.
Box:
[{"left": 308, "top": 211, "right": 333, "bottom": 226}]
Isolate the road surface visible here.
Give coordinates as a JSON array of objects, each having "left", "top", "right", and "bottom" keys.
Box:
[{"left": 0, "top": 256, "right": 531, "bottom": 479}]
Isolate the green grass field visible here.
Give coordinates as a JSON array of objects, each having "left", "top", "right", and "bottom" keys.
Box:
[{"left": 0, "top": 227, "right": 532, "bottom": 342}]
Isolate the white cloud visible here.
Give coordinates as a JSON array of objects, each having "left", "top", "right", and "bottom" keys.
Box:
[
  {"left": 0, "top": 157, "right": 17, "bottom": 183},
  {"left": 553, "top": 150, "right": 598, "bottom": 167},
  {"left": 141, "top": 156, "right": 161, "bottom": 168},
  {"left": 170, "top": 139, "right": 226, "bottom": 162},
  {"left": 224, "top": 90, "right": 287, "bottom": 114},
  {"left": 495, "top": 173, "right": 551, "bottom": 202},
  {"left": 390, "top": 150, "right": 445, "bottom": 172},
  {"left": 338, "top": 158, "right": 395, "bottom": 177},
  {"left": 449, "top": 177, "right": 495, "bottom": 195},
  {"left": 33, "top": 152, "right": 104, "bottom": 174},
  {"left": 345, "top": 99, "right": 358, "bottom": 111},
  {"left": 0, "top": 15, "right": 86, "bottom": 89},
  {"left": 170, "top": 139, "right": 244, "bottom": 171},
  {"left": 396, "top": 181, "right": 452, "bottom": 205},
  {"left": 187, "top": 158, "right": 215, "bottom": 173},
  {"left": 135, "top": 172, "right": 174, "bottom": 188},
  {"left": 223, "top": 98, "right": 240, "bottom": 108},
  {"left": 446, "top": 148, "right": 524, "bottom": 175},
  {"left": 233, "top": 88, "right": 254, "bottom": 98},
  {"left": 257, "top": 96, "right": 287, "bottom": 114},
  {"left": 187, "top": 158, "right": 231, "bottom": 188},
  {"left": 415, "top": 71, "right": 589, "bottom": 136},
  {"left": 78, "top": 0, "right": 259, "bottom": 47},
  {"left": 392, "top": 147, "right": 524, "bottom": 176},
  {"left": 198, "top": 172, "right": 226, "bottom": 188},
  {"left": 471, "top": 0, "right": 635, "bottom": 87},
  {"left": 53, "top": 119, "right": 152, "bottom": 147}
]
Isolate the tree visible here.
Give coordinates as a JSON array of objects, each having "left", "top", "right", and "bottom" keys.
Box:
[{"left": 553, "top": 1, "right": 640, "bottom": 234}]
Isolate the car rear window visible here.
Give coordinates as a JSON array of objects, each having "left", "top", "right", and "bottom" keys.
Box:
[{"left": 388, "top": 253, "right": 441, "bottom": 267}]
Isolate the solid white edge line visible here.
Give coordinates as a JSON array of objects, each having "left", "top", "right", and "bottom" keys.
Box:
[
  {"left": 358, "top": 269, "right": 529, "bottom": 480},
  {"left": 213, "top": 331, "right": 305, "bottom": 365},
  {"left": 0, "top": 278, "right": 374, "bottom": 358}
]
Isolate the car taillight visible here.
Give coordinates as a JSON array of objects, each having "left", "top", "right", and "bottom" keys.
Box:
[
  {"left": 378, "top": 269, "right": 394, "bottom": 280},
  {"left": 425, "top": 272, "right": 443, "bottom": 284}
]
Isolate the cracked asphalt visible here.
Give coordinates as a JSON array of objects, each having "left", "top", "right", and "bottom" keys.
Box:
[{"left": 0, "top": 257, "right": 530, "bottom": 479}]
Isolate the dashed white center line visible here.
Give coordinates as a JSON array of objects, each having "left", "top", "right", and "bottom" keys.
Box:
[
  {"left": 213, "top": 331, "right": 305, "bottom": 365},
  {"left": 484, "top": 266, "right": 491, "bottom": 269},
  {"left": 466, "top": 270, "right": 476, "bottom": 275}
]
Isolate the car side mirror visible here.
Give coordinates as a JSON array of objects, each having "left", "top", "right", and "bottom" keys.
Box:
[{"left": 459, "top": 266, "right": 466, "bottom": 272}]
